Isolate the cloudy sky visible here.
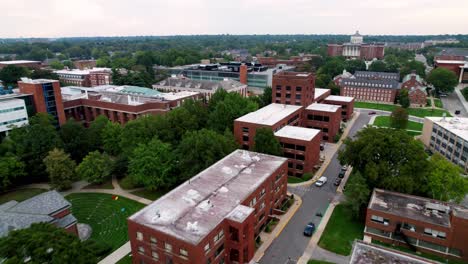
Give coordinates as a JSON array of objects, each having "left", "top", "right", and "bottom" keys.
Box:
[{"left": 1, "top": 0, "right": 468, "bottom": 37}]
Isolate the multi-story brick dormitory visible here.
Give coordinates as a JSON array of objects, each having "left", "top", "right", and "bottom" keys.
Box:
[
  {"left": 272, "top": 71, "right": 315, "bottom": 107},
  {"left": 128, "top": 150, "right": 289, "bottom": 264},
  {"left": 61, "top": 85, "right": 201, "bottom": 125},
  {"left": 323, "top": 95, "right": 355, "bottom": 121},
  {"left": 54, "top": 68, "right": 112, "bottom": 87},
  {"left": 337, "top": 71, "right": 400, "bottom": 103},
  {"left": 364, "top": 189, "right": 468, "bottom": 262},
  {"left": 401, "top": 72, "right": 427, "bottom": 106},
  {"left": 303, "top": 103, "right": 342, "bottom": 142}
]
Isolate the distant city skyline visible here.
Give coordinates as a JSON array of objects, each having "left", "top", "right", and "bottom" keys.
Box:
[{"left": 1, "top": 0, "right": 468, "bottom": 38}]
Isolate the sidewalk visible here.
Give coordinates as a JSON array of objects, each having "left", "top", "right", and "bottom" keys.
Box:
[
  {"left": 288, "top": 112, "right": 360, "bottom": 188},
  {"left": 98, "top": 241, "right": 130, "bottom": 264},
  {"left": 454, "top": 84, "right": 468, "bottom": 114},
  {"left": 252, "top": 193, "right": 303, "bottom": 263}
]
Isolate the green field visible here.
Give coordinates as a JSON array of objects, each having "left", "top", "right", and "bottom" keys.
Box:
[
  {"left": 308, "top": 260, "right": 335, "bottom": 264},
  {"left": 355, "top": 102, "right": 451, "bottom": 117},
  {"left": 433, "top": 98, "right": 443, "bottom": 108},
  {"left": 131, "top": 189, "right": 167, "bottom": 201},
  {"left": 318, "top": 204, "right": 364, "bottom": 256},
  {"left": 373, "top": 116, "right": 423, "bottom": 131},
  {"left": 287, "top": 173, "right": 314, "bottom": 184},
  {"left": 66, "top": 193, "right": 145, "bottom": 251},
  {"left": 0, "top": 188, "right": 48, "bottom": 204},
  {"left": 116, "top": 254, "right": 132, "bottom": 264}
]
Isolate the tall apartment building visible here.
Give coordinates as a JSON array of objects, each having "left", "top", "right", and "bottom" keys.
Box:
[
  {"left": 303, "top": 103, "right": 342, "bottom": 142},
  {"left": 61, "top": 85, "right": 201, "bottom": 125},
  {"left": 18, "top": 78, "right": 66, "bottom": 125},
  {"left": 420, "top": 117, "right": 468, "bottom": 172},
  {"left": 128, "top": 150, "right": 288, "bottom": 264},
  {"left": 327, "top": 31, "right": 385, "bottom": 60},
  {"left": 364, "top": 189, "right": 468, "bottom": 262},
  {"left": 272, "top": 71, "right": 315, "bottom": 107},
  {"left": 338, "top": 71, "right": 400, "bottom": 103}
]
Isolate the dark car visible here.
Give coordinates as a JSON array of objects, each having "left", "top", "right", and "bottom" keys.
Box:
[
  {"left": 368, "top": 111, "right": 377, "bottom": 115},
  {"left": 303, "top": 222, "right": 316, "bottom": 237},
  {"left": 338, "top": 170, "right": 345, "bottom": 178},
  {"left": 455, "top": 110, "right": 461, "bottom": 115},
  {"left": 334, "top": 178, "right": 342, "bottom": 186}
]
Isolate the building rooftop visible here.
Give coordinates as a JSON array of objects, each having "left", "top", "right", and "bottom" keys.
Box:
[
  {"left": 306, "top": 103, "right": 341, "bottom": 112},
  {"left": 155, "top": 77, "right": 246, "bottom": 91},
  {"left": 402, "top": 73, "right": 423, "bottom": 84},
  {"left": 341, "top": 77, "right": 400, "bottom": 89},
  {"left": 274, "top": 125, "right": 321, "bottom": 141},
  {"left": 427, "top": 116, "right": 468, "bottom": 142},
  {"left": 325, "top": 95, "right": 354, "bottom": 103},
  {"left": 354, "top": 71, "right": 400, "bottom": 80},
  {"left": 0, "top": 60, "right": 40, "bottom": 64},
  {"left": 435, "top": 60, "right": 467, "bottom": 65},
  {"left": 54, "top": 68, "right": 112, "bottom": 75},
  {"left": 437, "top": 48, "right": 468, "bottom": 57},
  {"left": 369, "top": 189, "right": 468, "bottom": 228},
  {"left": 18, "top": 78, "right": 58, "bottom": 84},
  {"left": 314, "top": 88, "right": 330, "bottom": 100},
  {"left": 274, "top": 71, "right": 313, "bottom": 79},
  {"left": 350, "top": 240, "right": 437, "bottom": 264},
  {"left": 129, "top": 150, "right": 287, "bottom": 245},
  {"left": 235, "top": 103, "right": 303, "bottom": 126}
]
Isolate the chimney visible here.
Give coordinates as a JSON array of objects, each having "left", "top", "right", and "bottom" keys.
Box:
[{"left": 239, "top": 64, "right": 248, "bottom": 84}]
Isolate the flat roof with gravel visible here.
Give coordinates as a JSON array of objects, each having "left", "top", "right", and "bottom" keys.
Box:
[
  {"left": 274, "top": 125, "right": 321, "bottom": 141},
  {"left": 235, "top": 103, "right": 303, "bottom": 126},
  {"left": 306, "top": 103, "right": 340, "bottom": 112}
]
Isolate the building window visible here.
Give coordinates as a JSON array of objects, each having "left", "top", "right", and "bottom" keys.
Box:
[
  {"left": 204, "top": 243, "right": 211, "bottom": 253},
  {"left": 150, "top": 236, "right": 157, "bottom": 244},
  {"left": 214, "top": 229, "right": 224, "bottom": 243},
  {"left": 136, "top": 232, "right": 143, "bottom": 241},
  {"left": 152, "top": 251, "right": 159, "bottom": 260},
  {"left": 276, "top": 85, "right": 282, "bottom": 90},
  {"left": 402, "top": 223, "right": 416, "bottom": 232},
  {"left": 424, "top": 228, "right": 446, "bottom": 239},
  {"left": 286, "top": 86, "right": 291, "bottom": 91},
  {"left": 371, "top": 215, "right": 389, "bottom": 225},
  {"left": 260, "top": 188, "right": 266, "bottom": 197},
  {"left": 296, "top": 164, "right": 303, "bottom": 170},
  {"left": 165, "top": 242, "right": 172, "bottom": 252},
  {"left": 260, "top": 202, "right": 265, "bottom": 210},
  {"left": 242, "top": 136, "right": 249, "bottom": 142},
  {"left": 242, "top": 127, "right": 249, "bottom": 133},
  {"left": 296, "top": 94, "right": 301, "bottom": 99},
  {"left": 296, "top": 145, "right": 305, "bottom": 151},
  {"left": 138, "top": 246, "right": 145, "bottom": 254},
  {"left": 296, "top": 87, "right": 302, "bottom": 92},
  {"left": 250, "top": 197, "right": 257, "bottom": 206},
  {"left": 180, "top": 248, "right": 189, "bottom": 257},
  {"left": 215, "top": 244, "right": 224, "bottom": 257}
]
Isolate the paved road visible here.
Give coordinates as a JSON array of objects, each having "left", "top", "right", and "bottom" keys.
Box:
[
  {"left": 259, "top": 112, "right": 371, "bottom": 264},
  {"left": 440, "top": 93, "right": 468, "bottom": 117}
]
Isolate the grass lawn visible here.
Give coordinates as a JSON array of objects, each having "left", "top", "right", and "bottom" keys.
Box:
[
  {"left": 0, "top": 188, "right": 48, "bottom": 204},
  {"left": 83, "top": 180, "right": 114, "bottom": 190},
  {"left": 373, "top": 241, "right": 466, "bottom": 264},
  {"left": 355, "top": 102, "right": 451, "bottom": 117},
  {"left": 318, "top": 204, "right": 364, "bottom": 256},
  {"left": 426, "top": 99, "right": 431, "bottom": 107},
  {"left": 308, "top": 260, "right": 335, "bottom": 264},
  {"left": 130, "top": 189, "right": 167, "bottom": 201},
  {"left": 116, "top": 254, "right": 132, "bottom": 264},
  {"left": 66, "top": 193, "right": 145, "bottom": 251},
  {"left": 433, "top": 98, "right": 443, "bottom": 108},
  {"left": 373, "top": 116, "right": 423, "bottom": 131},
  {"left": 287, "top": 173, "right": 314, "bottom": 184}
]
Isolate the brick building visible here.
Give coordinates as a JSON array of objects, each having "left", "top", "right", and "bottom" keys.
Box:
[
  {"left": 73, "top": 59, "right": 97, "bottom": 70},
  {"left": 401, "top": 73, "right": 427, "bottom": 106},
  {"left": 128, "top": 150, "right": 289, "bottom": 264},
  {"left": 338, "top": 71, "right": 400, "bottom": 103},
  {"left": 364, "top": 189, "right": 468, "bottom": 262},
  {"left": 61, "top": 85, "right": 201, "bottom": 126},
  {"left": 323, "top": 95, "right": 355, "bottom": 121},
  {"left": 272, "top": 71, "right": 315, "bottom": 107},
  {"left": 274, "top": 125, "right": 321, "bottom": 177},
  {"left": 303, "top": 103, "right": 342, "bottom": 142},
  {"left": 313, "top": 88, "right": 332, "bottom": 103},
  {"left": 18, "top": 78, "right": 66, "bottom": 125},
  {"left": 327, "top": 31, "right": 385, "bottom": 60},
  {"left": 0, "top": 60, "right": 41, "bottom": 69},
  {"left": 89, "top": 69, "right": 112, "bottom": 86},
  {"left": 434, "top": 48, "right": 468, "bottom": 84},
  {"left": 54, "top": 68, "right": 112, "bottom": 87},
  {"left": 0, "top": 191, "right": 78, "bottom": 237}
]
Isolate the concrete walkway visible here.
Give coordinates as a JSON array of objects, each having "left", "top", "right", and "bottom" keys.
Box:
[
  {"left": 454, "top": 84, "right": 468, "bottom": 114},
  {"left": 99, "top": 241, "right": 131, "bottom": 264},
  {"left": 310, "top": 246, "right": 349, "bottom": 264}
]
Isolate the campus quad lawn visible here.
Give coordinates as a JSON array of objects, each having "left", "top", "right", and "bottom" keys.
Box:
[
  {"left": 308, "top": 260, "right": 335, "bottom": 264},
  {"left": 433, "top": 98, "right": 444, "bottom": 108},
  {"left": 66, "top": 193, "right": 145, "bottom": 251},
  {"left": 354, "top": 102, "right": 451, "bottom": 118},
  {"left": 130, "top": 189, "right": 167, "bottom": 201},
  {"left": 0, "top": 188, "right": 47, "bottom": 204},
  {"left": 116, "top": 254, "right": 132, "bottom": 264},
  {"left": 373, "top": 116, "right": 423, "bottom": 131},
  {"left": 318, "top": 204, "right": 364, "bottom": 256}
]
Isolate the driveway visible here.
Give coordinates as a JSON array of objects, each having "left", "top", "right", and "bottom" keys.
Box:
[
  {"left": 440, "top": 92, "right": 468, "bottom": 117},
  {"left": 259, "top": 112, "right": 371, "bottom": 264}
]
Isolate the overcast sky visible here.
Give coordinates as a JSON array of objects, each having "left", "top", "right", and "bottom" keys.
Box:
[{"left": 1, "top": 0, "right": 468, "bottom": 38}]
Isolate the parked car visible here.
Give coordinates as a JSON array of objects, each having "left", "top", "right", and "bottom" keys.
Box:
[
  {"left": 368, "top": 111, "right": 377, "bottom": 115},
  {"left": 455, "top": 110, "right": 461, "bottom": 115},
  {"left": 334, "top": 178, "right": 342, "bottom": 186},
  {"left": 303, "top": 222, "right": 316, "bottom": 237},
  {"left": 439, "top": 93, "right": 448, "bottom": 97},
  {"left": 338, "top": 170, "right": 345, "bottom": 178},
  {"left": 341, "top": 165, "right": 348, "bottom": 171},
  {"left": 315, "top": 176, "right": 327, "bottom": 187}
]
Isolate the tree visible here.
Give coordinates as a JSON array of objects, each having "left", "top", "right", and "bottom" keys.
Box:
[
  {"left": 175, "top": 129, "right": 238, "bottom": 180},
  {"left": 368, "top": 60, "right": 388, "bottom": 72},
  {"left": 155, "top": 107, "right": 199, "bottom": 144},
  {"left": 400, "top": 60, "right": 426, "bottom": 78},
  {"left": 253, "top": 127, "right": 283, "bottom": 156},
  {"left": 43, "top": 148, "right": 76, "bottom": 190},
  {"left": 344, "top": 172, "right": 370, "bottom": 219},
  {"left": 427, "top": 68, "right": 458, "bottom": 94},
  {"left": 390, "top": 107, "right": 409, "bottom": 129},
  {"left": 76, "top": 151, "right": 113, "bottom": 184},
  {"left": 0, "top": 223, "right": 98, "bottom": 264},
  {"left": 338, "top": 127, "right": 430, "bottom": 195},
  {"left": 30, "top": 69, "right": 59, "bottom": 80},
  {"left": 0, "top": 156, "right": 25, "bottom": 191},
  {"left": 50, "top": 61, "right": 65, "bottom": 70},
  {"left": 327, "top": 81, "right": 341, "bottom": 95},
  {"left": 208, "top": 92, "right": 258, "bottom": 132},
  {"left": 102, "top": 121, "right": 123, "bottom": 156},
  {"left": 399, "top": 89, "right": 410, "bottom": 108},
  {"left": 258, "top": 87, "right": 272, "bottom": 107},
  {"left": 0, "top": 65, "right": 30, "bottom": 87},
  {"left": 180, "top": 99, "right": 208, "bottom": 129},
  {"left": 427, "top": 154, "right": 468, "bottom": 203},
  {"left": 317, "top": 57, "right": 345, "bottom": 78},
  {"left": 344, "top": 59, "right": 366, "bottom": 74},
  {"left": 87, "top": 115, "right": 110, "bottom": 151},
  {"left": 128, "top": 138, "right": 175, "bottom": 190},
  {"left": 119, "top": 115, "right": 160, "bottom": 157},
  {"left": 59, "top": 118, "right": 90, "bottom": 161}
]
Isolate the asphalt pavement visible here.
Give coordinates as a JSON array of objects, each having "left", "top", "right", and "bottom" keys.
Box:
[
  {"left": 440, "top": 93, "right": 468, "bottom": 117},
  {"left": 259, "top": 112, "right": 371, "bottom": 264}
]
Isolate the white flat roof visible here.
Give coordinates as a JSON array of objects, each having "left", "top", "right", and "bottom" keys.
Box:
[
  {"left": 427, "top": 117, "right": 468, "bottom": 142},
  {"left": 306, "top": 103, "right": 340, "bottom": 112},
  {"left": 274, "top": 125, "right": 320, "bottom": 141},
  {"left": 54, "top": 69, "right": 90, "bottom": 75},
  {"left": 435, "top": 60, "right": 467, "bottom": 64},
  {"left": 235, "top": 103, "right": 303, "bottom": 126},
  {"left": 0, "top": 60, "right": 40, "bottom": 64},
  {"left": 325, "top": 95, "right": 354, "bottom": 102},
  {"left": 314, "top": 88, "right": 330, "bottom": 99}
]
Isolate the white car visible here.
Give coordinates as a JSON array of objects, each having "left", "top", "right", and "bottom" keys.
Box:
[{"left": 315, "top": 176, "right": 328, "bottom": 187}]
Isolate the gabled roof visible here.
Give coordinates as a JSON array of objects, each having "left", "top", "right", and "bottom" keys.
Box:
[{"left": 7, "top": 190, "right": 70, "bottom": 215}]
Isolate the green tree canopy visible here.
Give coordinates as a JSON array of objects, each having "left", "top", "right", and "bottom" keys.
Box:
[
  {"left": 87, "top": 115, "right": 110, "bottom": 151},
  {"left": 175, "top": 129, "right": 238, "bottom": 180},
  {"left": 390, "top": 107, "right": 409, "bottom": 129},
  {"left": 119, "top": 115, "right": 159, "bottom": 157},
  {"left": 102, "top": 121, "right": 123, "bottom": 156},
  {"left": 253, "top": 127, "right": 283, "bottom": 156},
  {"left": 76, "top": 151, "right": 113, "bottom": 185},
  {"left": 399, "top": 89, "right": 410, "bottom": 108},
  {"left": 208, "top": 92, "right": 258, "bottom": 132},
  {"left": 0, "top": 65, "right": 31, "bottom": 87},
  {"left": 344, "top": 171, "right": 371, "bottom": 219},
  {"left": 368, "top": 60, "right": 388, "bottom": 72},
  {"left": 427, "top": 154, "right": 468, "bottom": 203},
  {"left": 43, "top": 148, "right": 76, "bottom": 190},
  {"left": 400, "top": 60, "right": 426, "bottom": 78},
  {"left": 0, "top": 223, "right": 98, "bottom": 264},
  {"left": 344, "top": 59, "right": 366, "bottom": 74},
  {"left": 59, "top": 118, "right": 90, "bottom": 161},
  {"left": 338, "top": 127, "right": 430, "bottom": 195},
  {"left": 128, "top": 138, "right": 175, "bottom": 190},
  {"left": 50, "top": 61, "right": 65, "bottom": 70},
  {"left": 0, "top": 155, "right": 26, "bottom": 191},
  {"left": 427, "top": 67, "right": 458, "bottom": 94}
]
